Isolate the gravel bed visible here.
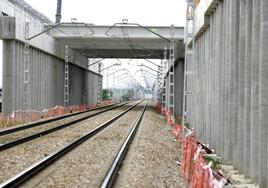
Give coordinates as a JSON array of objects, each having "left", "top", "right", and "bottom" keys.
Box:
[
  {"left": 0, "top": 104, "right": 121, "bottom": 145},
  {"left": 20, "top": 101, "right": 147, "bottom": 188},
  {"left": 0, "top": 101, "right": 140, "bottom": 184},
  {"left": 114, "top": 101, "right": 188, "bottom": 188}
]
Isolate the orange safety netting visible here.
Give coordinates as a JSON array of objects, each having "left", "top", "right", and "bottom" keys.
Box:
[
  {"left": 0, "top": 99, "right": 113, "bottom": 128},
  {"left": 155, "top": 102, "right": 226, "bottom": 188}
]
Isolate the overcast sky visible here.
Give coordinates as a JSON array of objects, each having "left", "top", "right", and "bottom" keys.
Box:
[
  {"left": 0, "top": 0, "right": 187, "bottom": 88},
  {"left": 26, "top": 0, "right": 186, "bottom": 26}
]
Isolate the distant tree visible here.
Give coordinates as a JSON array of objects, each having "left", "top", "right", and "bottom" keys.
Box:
[
  {"left": 102, "top": 89, "right": 113, "bottom": 100},
  {"left": 121, "top": 89, "right": 134, "bottom": 101}
]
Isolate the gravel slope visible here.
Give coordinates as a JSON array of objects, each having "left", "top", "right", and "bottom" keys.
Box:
[
  {"left": 114, "top": 102, "right": 188, "bottom": 188},
  {"left": 20, "top": 101, "right": 147, "bottom": 187},
  {"left": 0, "top": 101, "right": 140, "bottom": 183}
]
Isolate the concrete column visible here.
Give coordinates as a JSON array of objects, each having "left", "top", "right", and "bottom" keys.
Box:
[
  {"left": 223, "top": 0, "right": 231, "bottom": 161},
  {"left": 31, "top": 47, "right": 35, "bottom": 110},
  {"left": 44, "top": 53, "right": 48, "bottom": 108},
  {"left": 204, "top": 30, "right": 209, "bottom": 144},
  {"left": 39, "top": 51, "right": 44, "bottom": 109},
  {"left": 227, "top": 0, "right": 235, "bottom": 162},
  {"left": 237, "top": 0, "right": 246, "bottom": 172},
  {"left": 250, "top": 0, "right": 261, "bottom": 182},
  {"left": 47, "top": 54, "right": 51, "bottom": 107},
  {"left": 220, "top": 0, "right": 226, "bottom": 158},
  {"left": 244, "top": 0, "right": 253, "bottom": 177},
  {"left": 213, "top": 5, "right": 217, "bottom": 151},
  {"left": 14, "top": 42, "right": 19, "bottom": 110},
  {"left": 174, "top": 59, "right": 184, "bottom": 117},
  {"left": 35, "top": 48, "right": 39, "bottom": 110},
  {"left": 259, "top": 0, "right": 268, "bottom": 186},
  {"left": 213, "top": 6, "right": 219, "bottom": 151},
  {"left": 232, "top": 0, "right": 240, "bottom": 168},
  {"left": 16, "top": 42, "right": 23, "bottom": 110},
  {"left": 216, "top": 2, "right": 223, "bottom": 154},
  {"left": 202, "top": 33, "right": 206, "bottom": 142},
  {"left": 2, "top": 40, "right": 16, "bottom": 115},
  {"left": 195, "top": 37, "right": 200, "bottom": 139},
  {"left": 208, "top": 14, "right": 213, "bottom": 146}
]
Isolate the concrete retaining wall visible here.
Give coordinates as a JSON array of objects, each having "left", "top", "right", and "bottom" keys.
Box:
[
  {"left": 174, "top": 59, "right": 184, "bottom": 117},
  {"left": 2, "top": 40, "right": 101, "bottom": 115},
  {"left": 190, "top": 0, "right": 268, "bottom": 187}
]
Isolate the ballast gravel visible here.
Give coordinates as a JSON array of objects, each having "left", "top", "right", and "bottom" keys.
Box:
[
  {"left": 0, "top": 104, "right": 120, "bottom": 145},
  {"left": 114, "top": 102, "right": 188, "bottom": 188},
  {"left": 21, "top": 101, "right": 147, "bottom": 188},
  {"left": 0, "top": 101, "right": 140, "bottom": 184}
]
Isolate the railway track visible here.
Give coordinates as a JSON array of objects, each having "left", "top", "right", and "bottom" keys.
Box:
[
  {"left": 101, "top": 101, "right": 148, "bottom": 188},
  {"left": 0, "top": 102, "right": 120, "bottom": 136},
  {"left": 0, "top": 101, "right": 133, "bottom": 151},
  {"left": 0, "top": 100, "right": 141, "bottom": 184},
  {"left": 0, "top": 100, "right": 147, "bottom": 187}
]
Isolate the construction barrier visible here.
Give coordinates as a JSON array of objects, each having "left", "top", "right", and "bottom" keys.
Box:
[
  {"left": 155, "top": 102, "right": 228, "bottom": 188},
  {"left": 0, "top": 99, "right": 114, "bottom": 128}
]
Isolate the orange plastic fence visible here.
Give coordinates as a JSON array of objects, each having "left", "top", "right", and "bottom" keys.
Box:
[
  {"left": 0, "top": 100, "right": 113, "bottom": 128},
  {"left": 155, "top": 102, "right": 225, "bottom": 188}
]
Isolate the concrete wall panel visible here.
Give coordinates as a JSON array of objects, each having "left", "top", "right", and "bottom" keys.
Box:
[
  {"left": 174, "top": 59, "right": 184, "bottom": 117},
  {"left": 2, "top": 40, "right": 101, "bottom": 115},
  {"left": 189, "top": 0, "right": 268, "bottom": 186},
  {"left": 259, "top": 0, "right": 268, "bottom": 186}
]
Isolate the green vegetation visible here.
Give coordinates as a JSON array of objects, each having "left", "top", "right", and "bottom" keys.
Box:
[
  {"left": 121, "top": 89, "right": 134, "bottom": 101},
  {"left": 102, "top": 89, "right": 113, "bottom": 100},
  {"left": 203, "top": 154, "right": 221, "bottom": 171}
]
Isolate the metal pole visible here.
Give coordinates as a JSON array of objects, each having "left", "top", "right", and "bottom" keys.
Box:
[{"left": 55, "top": 0, "right": 62, "bottom": 24}]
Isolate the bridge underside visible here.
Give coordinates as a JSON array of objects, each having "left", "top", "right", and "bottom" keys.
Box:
[
  {"left": 73, "top": 49, "right": 165, "bottom": 59},
  {"left": 46, "top": 23, "right": 184, "bottom": 59}
]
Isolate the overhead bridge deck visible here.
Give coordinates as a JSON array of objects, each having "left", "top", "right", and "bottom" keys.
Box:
[{"left": 45, "top": 23, "right": 184, "bottom": 59}]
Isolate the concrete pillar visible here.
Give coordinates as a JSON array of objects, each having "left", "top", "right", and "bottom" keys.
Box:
[
  {"left": 40, "top": 51, "right": 45, "bottom": 109},
  {"left": 250, "top": 0, "right": 261, "bottom": 182},
  {"left": 237, "top": 0, "right": 246, "bottom": 172},
  {"left": 30, "top": 47, "right": 35, "bottom": 109},
  {"left": 2, "top": 40, "right": 16, "bottom": 115},
  {"left": 16, "top": 42, "right": 23, "bottom": 110},
  {"left": 227, "top": 0, "right": 235, "bottom": 162},
  {"left": 259, "top": 0, "right": 268, "bottom": 186},
  {"left": 44, "top": 53, "right": 48, "bottom": 109},
  {"left": 220, "top": 0, "right": 226, "bottom": 158},
  {"left": 213, "top": 5, "right": 217, "bottom": 151},
  {"left": 194, "top": 37, "right": 200, "bottom": 138},
  {"left": 202, "top": 33, "right": 205, "bottom": 142},
  {"left": 174, "top": 59, "right": 184, "bottom": 117},
  {"left": 205, "top": 34, "right": 210, "bottom": 143},
  {"left": 35, "top": 49, "right": 40, "bottom": 110},
  {"left": 244, "top": 0, "right": 253, "bottom": 177},
  {"left": 223, "top": 0, "right": 231, "bottom": 161},
  {"left": 232, "top": 0, "right": 240, "bottom": 168},
  {"left": 212, "top": 7, "right": 218, "bottom": 151},
  {"left": 208, "top": 14, "right": 213, "bottom": 146},
  {"left": 216, "top": 2, "right": 223, "bottom": 154}
]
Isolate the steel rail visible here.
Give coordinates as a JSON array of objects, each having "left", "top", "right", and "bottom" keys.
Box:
[
  {"left": 0, "top": 101, "right": 134, "bottom": 151},
  {"left": 100, "top": 100, "right": 148, "bottom": 188},
  {"left": 0, "top": 102, "right": 123, "bottom": 136},
  {"left": 0, "top": 100, "right": 144, "bottom": 188}
]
